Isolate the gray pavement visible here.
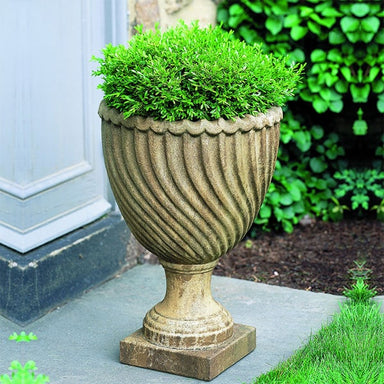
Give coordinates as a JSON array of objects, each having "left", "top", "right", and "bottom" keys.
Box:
[{"left": 1, "top": 264, "right": 380, "bottom": 384}]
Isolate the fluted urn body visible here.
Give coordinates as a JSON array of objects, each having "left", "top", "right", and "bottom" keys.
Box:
[{"left": 99, "top": 100, "right": 281, "bottom": 351}]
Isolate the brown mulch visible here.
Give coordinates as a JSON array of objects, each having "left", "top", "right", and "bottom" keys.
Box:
[{"left": 214, "top": 220, "right": 384, "bottom": 295}]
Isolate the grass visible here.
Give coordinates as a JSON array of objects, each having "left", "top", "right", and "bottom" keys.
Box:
[{"left": 249, "top": 277, "right": 384, "bottom": 384}]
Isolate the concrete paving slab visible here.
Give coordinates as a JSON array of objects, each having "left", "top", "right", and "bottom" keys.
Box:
[{"left": 0, "top": 264, "right": 352, "bottom": 384}]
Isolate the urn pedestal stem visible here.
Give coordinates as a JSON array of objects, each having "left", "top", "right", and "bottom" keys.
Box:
[{"left": 143, "top": 260, "right": 234, "bottom": 349}]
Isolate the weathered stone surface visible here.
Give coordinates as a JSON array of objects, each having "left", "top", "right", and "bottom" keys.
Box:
[
  {"left": 100, "top": 101, "right": 280, "bottom": 378},
  {"left": 120, "top": 323, "right": 256, "bottom": 381},
  {"left": 135, "top": 0, "right": 160, "bottom": 31},
  {"left": 143, "top": 260, "right": 233, "bottom": 349},
  {"left": 164, "top": 0, "right": 192, "bottom": 14},
  {"left": 100, "top": 100, "right": 282, "bottom": 265}
]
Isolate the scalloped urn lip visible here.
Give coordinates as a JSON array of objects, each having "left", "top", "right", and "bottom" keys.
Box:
[{"left": 98, "top": 99, "right": 283, "bottom": 136}]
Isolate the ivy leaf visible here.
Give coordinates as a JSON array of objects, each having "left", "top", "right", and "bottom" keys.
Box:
[
  {"left": 361, "top": 17, "right": 380, "bottom": 33},
  {"left": 350, "top": 3, "right": 370, "bottom": 18},
  {"left": 287, "top": 48, "right": 305, "bottom": 63},
  {"left": 352, "top": 119, "right": 368, "bottom": 135},
  {"left": 242, "top": 0, "right": 263, "bottom": 13},
  {"left": 280, "top": 193, "right": 293, "bottom": 206},
  {"left": 313, "top": 97, "right": 328, "bottom": 113},
  {"left": 266, "top": 16, "right": 283, "bottom": 35},
  {"left": 327, "top": 49, "right": 342, "bottom": 63},
  {"left": 375, "top": 30, "right": 384, "bottom": 44},
  {"left": 366, "top": 67, "right": 380, "bottom": 82},
  {"left": 259, "top": 204, "right": 272, "bottom": 218},
  {"left": 329, "top": 29, "right": 346, "bottom": 44},
  {"left": 308, "top": 77, "right": 321, "bottom": 92},
  {"left": 284, "top": 13, "right": 301, "bottom": 28},
  {"left": 377, "top": 94, "right": 384, "bottom": 113},
  {"left": 228, "top": 4, "right": 250, "bottom": 28},
  {"left": 341, "top": 67, "right": 352, "bottom": 82},
  {"left": 350, "top": 84, "right": 370, "bottom": 103},
  {"left": 310, "top": 157, "right": 328, "bottom": 173},
  {"left": 311, "top": 49, "right": 326, "bottom": 62},
  {"left": 340, "top": 17, "right": 360, "bottom": 33},
  {"left": 293, "top": 131, "right": 312, "bottom": 152},
  {"left": 307, "top": 21, "right": 321, "bottom": 35},
  {"left": 335, "top": 80, "right": 349, "bottom": 94},
  {"left": 321, "top": 8, "right": 343, "bottom": 18},
  {"left": 329, "top": 99, "right": 343, "bottom": 113},
  {"left": 361, "top": 32, "right": 375, "bottom": 44},
  {"left": 311, "top": 125, "right": 324, "bottom": 140},
  {"left": 372, "top": 82, "right": 384, "bottom": 94},
  {"left": 291, "top": 25, "right": 308, "bottom": 40}
]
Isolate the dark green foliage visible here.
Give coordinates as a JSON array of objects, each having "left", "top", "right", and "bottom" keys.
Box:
[
  {"left": 218, "top": 0, "right": 384, "bottom": 232},
  {"left": 92, "top": 22, "right": 303, "bottom": 121},
  {"left": 254, "top": 112, "right": 345, "bottom": 232},
  {"left": 218, "top": 0, "right": 384, "bottom": 132}
]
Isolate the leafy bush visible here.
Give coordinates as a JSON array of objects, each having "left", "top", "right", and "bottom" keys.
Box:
[
  {"left": 218, "top": 0, "right": 384, "bottom": 232},
  {"left": 92, "top": 21, "right": 304, "bottom": 121},
  {"left": 218, "top": 0, "right": 384, "bottom": 135},
  {"left": 334, "top": 169, "right": 384, "bottom": 213},
  {"left": 254, "top": 112, "right": 345, "bottom": 232}
]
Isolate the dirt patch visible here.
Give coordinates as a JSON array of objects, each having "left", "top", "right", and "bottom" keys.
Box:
[{"left": 215, "top": 220, "right": 384, "bottom": 295}]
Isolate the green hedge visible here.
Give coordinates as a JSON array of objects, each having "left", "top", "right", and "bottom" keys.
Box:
[{"left": 218, "top": 0, "right": 384, "bottom": 232}]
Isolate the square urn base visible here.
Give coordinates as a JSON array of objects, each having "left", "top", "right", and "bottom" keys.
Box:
[{"left": 120, "top": 323, "right": 256, "bottom": 381}]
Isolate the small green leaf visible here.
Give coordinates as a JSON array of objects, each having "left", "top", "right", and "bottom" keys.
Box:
[
  {"left": 377, "top": 94, "right": 384, "bottom": 112},
  {"left": 327, "top": 49, "right": 342, "bottom": 63},
  {"left": 321, "top": 8, "right": 342, "bottom": 18},
  {"left": 266, "top": 16, "right": 283, "bottom": 35},
  {"left": 280, "top": 193, "right": 293, "bottom": 206},
  {"left": 341, "top": 67, "right": 352, "bottom": 82},
  {"left": 361, "top": 17, "right": 380, "bottom": 33},
  {"left": 375, "top": 29, "right": 384, "bottom": 44},
  {"left": 228, "top": 4, "right": 250, "bottom": 28},
  {"left": 282, "top": 219, "right": 294, "bottom": 233},
  {"left": 284, "top": 13, "right": 301, "bottom": 28},
  {"left": 242, "top": 0, "right": 263, "bottom": 13},
  {"left": 329, "top": 30, "right": 346, "bottom": 44},
  {"left": 350, "top": 3, "right": 370, "bottom": 18},
  {"left": 346, "top": 31, "right": 361, "bottom": 43},
  {"left": 293, "top": 131, "right": 312, "bottom": 152},
  {"left": 287, "top": 48, "right": 305, "bottom": 63},
  {"left": 308, "top": 77, "right": 321, "bottom": 92},
  {"left": 313, "top": 97, "right": 328, "bottom": 113},
  {"left": 310, "top": 157, "right": 328, "bottom": 173},
  {"left": 335, "top": 80, "right": 349, "bottom": 94},
  {"left": 311, "top": 125, "right": 324, "bottom": 140},
  {"left": 307, "top": 21, "right": 321, "bottom": 35},
  {"left": 340, "top": 16, "right": 360, "bottom": 33},
  {"left": 352, "top": 119, "right": 368, "bottom": 135},
  {"left": 361, "top": 32, "right": 375, "bottom": 43},
  {"left": 367, "top": 67, "right": 380, "bottom": 82},
  {"left": 311, "top": 49, "right": 326, "bottom": 63},
  {"left": 329, "top": 99, "right": 343, "bottom": 113},
  {"left": 259, "top": 204, "right": 272, "bottom": 219},
  {"left": 350, "top": 84, "right": 370, "bottom": 103},
  {"left": 291, "top": 25, "right": 308, "bottom": 40}
]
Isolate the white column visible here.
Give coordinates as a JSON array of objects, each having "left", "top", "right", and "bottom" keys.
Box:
[{"left": 0, "top": 0, "right": 127, "bottom": 252}]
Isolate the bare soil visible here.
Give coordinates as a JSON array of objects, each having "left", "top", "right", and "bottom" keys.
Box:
[{"left": 214, "top": 220, "right": 384, "bottom": 295}]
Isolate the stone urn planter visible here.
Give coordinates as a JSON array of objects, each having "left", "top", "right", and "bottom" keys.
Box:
[
  {"left": 99, "top": 100, "right": 282, "bottom": 380},
  {"left": 93, "top": 21, "right": 303, "bottom": 381}
]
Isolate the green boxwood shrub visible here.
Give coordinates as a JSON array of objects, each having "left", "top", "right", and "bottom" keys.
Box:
[{"left": 92, "top": 21, "right": 303, "bottom": 121}]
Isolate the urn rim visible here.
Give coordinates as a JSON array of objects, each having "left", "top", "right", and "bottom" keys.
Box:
[{"left": 99, "top": 99, "right": 283, "bottom": 136}]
